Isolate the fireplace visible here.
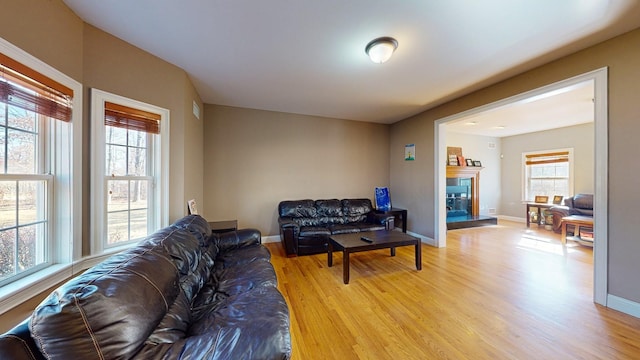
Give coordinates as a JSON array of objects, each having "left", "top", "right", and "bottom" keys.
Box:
[{"left": 446, "top": 166, "right": 497, "bottom": 229}]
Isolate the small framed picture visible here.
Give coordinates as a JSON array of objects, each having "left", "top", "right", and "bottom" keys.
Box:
[
  {"left": 448, "top": 154, "right": 459, "bottom": 166},
  {"left": 473, "top": 160, "right": 482, "bottom": 167},
  {"left": 534, "top": 195, "right": 549, "bottom": 204},
  {"left": 553, "top": 195, "right": 564, "bottom": 205},
  {"left": 466, "top": 158, "right": 474, "bottom": 166},
  {"left": 187, "top": 199, "right": 199, "bottom": 215}
]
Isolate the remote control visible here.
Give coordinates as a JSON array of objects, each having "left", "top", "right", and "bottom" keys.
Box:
[{"left": 361, "top": 236, "right": 373, "bottom": 243}]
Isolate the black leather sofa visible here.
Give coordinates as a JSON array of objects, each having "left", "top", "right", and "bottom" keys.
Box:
[
  {"left": 0, "top": 215, "right": 291, "bottom": 360},
  {"left": 278, "top": 198, "right": 395, "bottom": 256}
]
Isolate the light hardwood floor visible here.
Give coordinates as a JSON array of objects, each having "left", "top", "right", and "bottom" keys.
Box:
[{"left": 266, "top": 220, "right": 640, "bottom": 359}]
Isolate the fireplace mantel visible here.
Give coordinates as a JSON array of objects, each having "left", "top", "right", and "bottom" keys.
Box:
[{"left": 446, "top": 166, "right": 483, "bottom": 217}]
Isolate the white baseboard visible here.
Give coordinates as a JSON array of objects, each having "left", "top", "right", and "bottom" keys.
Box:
[
  {"left": 607, "top": 294, "right": 640, "bottom": 319},
  {"left": 262, "top": 235, "right": 281, "bottom": 244},
  {"left": 408, "top": 231, "right": 436, "bottom": 247},
  {"left": 497, "top": 215, "right": 526, "bottom": 223}
]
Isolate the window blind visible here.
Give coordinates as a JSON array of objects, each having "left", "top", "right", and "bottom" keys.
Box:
[
  {"left": 0, "top": 52, "right": 73, "bottom": 122},
  {"left": 525, "top": 151, "right": 569, "bottom": 165},
  {"left": 104, "top": 101, "right": 161, "bottom": 134}
]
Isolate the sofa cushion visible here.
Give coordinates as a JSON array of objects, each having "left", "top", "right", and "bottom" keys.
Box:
[
  {"left": 357, "top": 223, "right": 386, "bottom": 232},
  {"left": 29, "top": 230, "right": 182, "bottom": 360},
  {"left": 340, "top": 199, "right": 374, "bottom": 224},
  {"left": 279, "top": 199, "right": 316, "bottom": 218},
  {"left": 171, "top": 214, "right": 213, "bottom": 248},
  {"left": 573, "top": 194, "right": 593, "bottom": 210},
  {"left": 299, "top": 226, "right": 331, "bottom": 238},
  {"left": 316, "top": 199, "right": 343, "bottom": 217},
  {"left": 328, "top": 224, "right": 360, "bottom": 234}
]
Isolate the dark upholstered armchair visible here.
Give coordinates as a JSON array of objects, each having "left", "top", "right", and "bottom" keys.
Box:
[{"left": 548, "top": 194, "right": 593, "bottom": 233}]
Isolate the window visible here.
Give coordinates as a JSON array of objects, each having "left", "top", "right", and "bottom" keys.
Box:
[
  {"left": 0, "top": 38, "right": 81, "bottom": 296},
  {"left": 91, "top": 90, "right": 169, "bottom": 253},
  {"left": 523, "top": 149, "right": 573, "bottom": 202}
]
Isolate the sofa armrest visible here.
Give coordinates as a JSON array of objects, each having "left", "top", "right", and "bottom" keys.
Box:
[
  {"left": 278, "top": 218, "right": 299, "bottom": 256},
  {"left": 215, "top": 228, "right": 261, "bottom": 252},
  {"left": 0, "top": 320, "right": 45, "bottom": 360}
]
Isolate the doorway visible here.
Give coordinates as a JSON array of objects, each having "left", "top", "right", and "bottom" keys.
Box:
[{"left": 434, "top": 68, "right": 608, "bottom": 305}]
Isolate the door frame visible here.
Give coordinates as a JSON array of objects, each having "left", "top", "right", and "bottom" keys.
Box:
[{"left": 434, "top": 67, "right": 608, "bottom": 305}]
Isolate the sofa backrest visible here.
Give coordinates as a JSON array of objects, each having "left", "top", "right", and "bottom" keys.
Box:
[
  {"left": 278, "top": 198, "right": 375, "bottom": 226},
  {"left": 28, "top": 218, "right": 213, "bottom": 359}
]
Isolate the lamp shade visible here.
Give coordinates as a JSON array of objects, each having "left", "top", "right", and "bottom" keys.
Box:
[{"left": 365, "top": 37, "right": 398, "bottom": 64}]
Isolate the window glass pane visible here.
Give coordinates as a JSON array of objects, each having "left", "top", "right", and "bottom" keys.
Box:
[
  {"left": 106, "top": 144, "right": 126, "bottom": 176},
  {"left": 7, "top": 129, "right": 36, "bottom": 174},
  {"left": 105, "top": 126, "right": 127, "bottom": 146},
  {"left": 130, "top": 209, "right": 147, "bottom": 240},
  {"left": 8, "top": 106, "right": 36, "bottom": 132},
  {"left": 128, "top": 147, "right": 146, "bottom": 176},
  {"left": 0, "top": 102, "right": 5, "bottom": 126},
  {"left": 0, "top": 181, "right": 17, "bottom": 229},
  {"left": 128, "top": 129, "right": 146, "bottom": 148},
  {"left": 0, "top": 228, "right": 17, "bottom": 281},
  {"left": 0, "top": 130, "right": 5, "bottom": 173},
  {"left": 130, "top": 180, "right": 148, "bottom": 210},
  {"left": 107, "top": 180, "right": 129, "bottom": 245},
  {"left": 18, "top": 225, "right": 38, "bottom": 273},
  {"left": 19, "top": 181, "right": 45, "bottom": 225}
]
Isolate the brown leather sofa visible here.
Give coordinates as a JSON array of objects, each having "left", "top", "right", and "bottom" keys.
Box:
[
  {"left": 278, "top": 198, "right": 395, "bottom": 256},
  {"left": 549, "top": 194, "right": 594, "bottom": 233},
  {"left": 0, "top": 215, "right": 291, "bottom": 360}
]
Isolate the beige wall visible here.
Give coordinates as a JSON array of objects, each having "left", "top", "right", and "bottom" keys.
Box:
[
  {"left": 203, "top": 105, "right": 390, "bottom": 236},
  {"left": 390, "top": 28, "right": 640, "bottom": 303}
]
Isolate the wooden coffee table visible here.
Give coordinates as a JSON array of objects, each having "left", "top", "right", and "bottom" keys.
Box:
[
  {"left": 328, "top": 230, "right": 422, "bottom": 284},
  {"left": 561, "top": 215, "right": 594, "bottom": 245}
]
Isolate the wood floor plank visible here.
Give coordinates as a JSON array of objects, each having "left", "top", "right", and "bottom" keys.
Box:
[{"left": 266, "top": 220, "right": 640, "bottom": 359}]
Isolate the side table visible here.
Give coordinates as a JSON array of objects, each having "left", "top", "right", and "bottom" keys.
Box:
[
  {"left": 374, "top": 208, "right": 407, "bottom": 233},
  {"left": 208, "top": 220, "right": 238, "bottom": 234},
  {"left": 525, "top": 203, "right": 553, "bottom": 227}
]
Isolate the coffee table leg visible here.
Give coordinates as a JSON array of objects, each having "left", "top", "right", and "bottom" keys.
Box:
[
  {"left": 343, "top": 250, "right": 350, "bottom": 284},
  {"left": 415, "top": 241, "right": 422, "bottom": 270},
  {"left": 328, "top": 241, "right": 333, "bottom": 267},
  {"left": 390, "top": 247, "right": 396, "bottom": 257}
]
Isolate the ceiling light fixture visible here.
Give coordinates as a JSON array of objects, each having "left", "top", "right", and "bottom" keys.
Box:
[{"left": 365, "top": 37, "right": 398, "bottom": 64}]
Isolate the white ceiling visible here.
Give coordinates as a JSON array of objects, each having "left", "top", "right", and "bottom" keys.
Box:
[
  {"left": 63, "top": 0, "right": 640, "bottom": 124},
  {"left": 446, "top": 80, "right": 595, "bottom": 137}
]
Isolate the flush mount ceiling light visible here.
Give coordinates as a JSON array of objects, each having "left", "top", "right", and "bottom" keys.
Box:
[{"left": 365, "top": 37, "right": 398, "bottom": 64}]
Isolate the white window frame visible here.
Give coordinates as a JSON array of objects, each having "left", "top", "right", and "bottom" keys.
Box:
[
  {"left": 90, "top": 89, "right": 169, "bottom": 255},
  {"left": 0, "top": 37, "right": 82, "bottom": 313},
  {"left": 521, "top": 148, "right": 574, "bottom": 202}
]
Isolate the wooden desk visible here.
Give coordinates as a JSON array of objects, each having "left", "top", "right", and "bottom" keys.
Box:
[
  {"left": 561, "top": 215, "right": 593, "bottom": 245},
  {"left": 526, "top": 203, "right": 553, "bottom": 227}
]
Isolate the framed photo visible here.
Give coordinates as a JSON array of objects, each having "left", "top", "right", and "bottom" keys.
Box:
[
  {"left": 187, "top": 199, "right": 199, "bottom": 215},
  {"left": 534, "top": 195, "right": 549, "bottom": 204},
  {"left": 553, "top": 195, "right": 564, "bottom": 205},
  {"left": 448, "top": 154, "right": 459, "bottom": 166},
  {"left": 473, "top": 160, "right": 482, "bottom": 167},
  {"left": 465, "top": 158, "right": 474, "bottom": 166}
]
